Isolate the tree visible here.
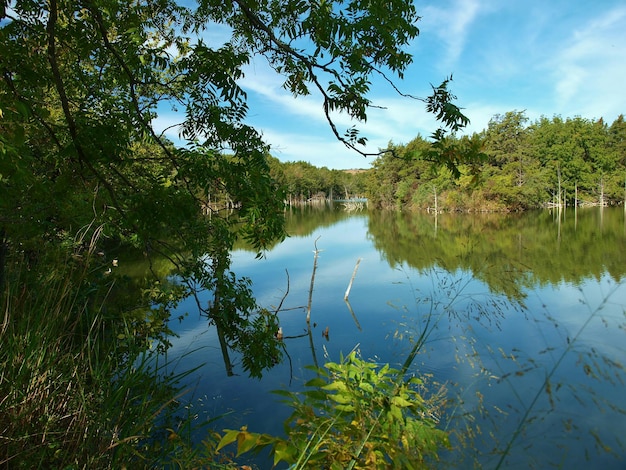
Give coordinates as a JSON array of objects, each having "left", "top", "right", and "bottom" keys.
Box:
[
  {"left": 1, "top": 0, "right": 471, "bottom": 376},
  {"left": 607, "top": 115, "right": 626, "bottom": 203},
  {"left": 608, "top": 114, "right": 626, "bottom": 167},
  {"left": 483, "top": 111, "right": 529, "bottom": 169},
  {"left": 481, "top": 111, "right": 547, "bottom": 209},
  {"left": 1, "top": 3, "right": 475, "bottom": 464}
]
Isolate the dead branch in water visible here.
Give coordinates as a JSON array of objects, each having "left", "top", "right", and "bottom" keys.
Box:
[
  {"left": 344, "top": 299, "right": 362, "bottom": 331},
  {"left": 344, "top": 257, "right": 362, "bottom": 300},
  {"left": 273, "top": 268, "right": 290, "bottom": 314},
  {"left": 307, "top": 236, "right": 322, "bottom": 324}
]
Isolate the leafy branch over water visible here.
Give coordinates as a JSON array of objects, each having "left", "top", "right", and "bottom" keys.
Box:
[{"left": 215, "top": 243, "right": 451, "bottom": 468}]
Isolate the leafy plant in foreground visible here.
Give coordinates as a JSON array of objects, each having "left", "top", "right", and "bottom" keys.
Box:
[{"left": 217, "top": 350, "right": 450, "bottom": 469}]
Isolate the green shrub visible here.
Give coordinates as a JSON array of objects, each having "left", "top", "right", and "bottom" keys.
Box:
[{"left": 217, "top": 350, "right": 450, "bottom": 469}]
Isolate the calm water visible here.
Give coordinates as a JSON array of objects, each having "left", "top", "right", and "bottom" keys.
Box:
[{"left": 166, "top": 206, "right": 626, "bottom": 469}]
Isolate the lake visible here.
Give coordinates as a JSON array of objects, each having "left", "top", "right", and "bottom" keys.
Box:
[{"left": 165, "top": 205, "right": 626, "bottom": 468}]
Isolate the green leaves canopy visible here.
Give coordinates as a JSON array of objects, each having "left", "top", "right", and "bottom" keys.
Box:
[
  {"left": 367, "top": 111, "right": 626, "bottom": 211},
  {"left": 0, "top": 0, "right": 427, "bottom": 248}
]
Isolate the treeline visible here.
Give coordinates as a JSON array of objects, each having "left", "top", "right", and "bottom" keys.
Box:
[
  {"left": 267, "top": 156, "right": 369, "bottom": 203},
  {"left": 367, "top": 111, "right": 626, "bottom": 211}
]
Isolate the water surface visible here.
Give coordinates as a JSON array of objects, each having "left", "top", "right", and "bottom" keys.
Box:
[{"left": 167, "top": 206, "right": 626, "bottom": 468}]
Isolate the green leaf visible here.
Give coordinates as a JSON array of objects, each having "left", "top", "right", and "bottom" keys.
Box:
[
  {"left": 391, "top": 396, "right": 412, "bottom": 408},
  {"left": 305, "top": 377, "right": 328, "bottom": 387},
  {"left": 236, "top": 430, "right": 260, "bottom": 455},
  {"left": 330, "top": 392, "right": 352, "bottom": 404},
  {"left": 273, "top": 440, "right": 296, "bottom": 465},
  {"left": 322, "top": 380, "right": 348, "bottom": 392},
  {"left": 389, "top": 405, "right": 403, "bottom": 420},
  {"left": 216, "top": 429, "right": 240, "bottom": 452},
  {"left": 335, "top": 404, "right": 355, "bottom": 412}
]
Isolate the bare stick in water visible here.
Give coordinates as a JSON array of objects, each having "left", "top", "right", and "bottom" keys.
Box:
[
  {"left": 344, "top": 258, "right": 362, "bottom": 300},
  {"left": 344, "top": 298, "right": 362, "bottom": 331},
  {"left": 307, "top": 236, "right": 322, "bottom": 324}
]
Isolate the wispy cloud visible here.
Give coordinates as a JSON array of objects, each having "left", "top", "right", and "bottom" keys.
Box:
[
  {"left": 259, "top": 128, "right": 372, "bottom": 169},
  {"left": 551, "top": 6, "right": 626, "bottom": 119},
  {"left": 240, "top": 57, "right": 443, "bottom": 166},
  {"left": 152, "top": 0, "right": 626, "bottom": 170},
  {"left": 241, "top": 61, "right": 328, "bottom": 124},
  {"left": 427, "top": 1, "right": 626, "bottom": 127},
  {"left": 420, "top": 0, "right": 484, "bottom": 70}
]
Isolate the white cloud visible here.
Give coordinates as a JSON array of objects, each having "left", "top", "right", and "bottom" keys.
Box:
[
  {"left": 551, "top": 6, "right": 626, "bottom": 120},
  {"left": 152, "top": 112, "right": 184, "bottom": 142},
  {"left": 458, "top": 102, "right": 503, "bottom": 135},
  {"left": 242, "top": 58, "right": 409, "bottom": 135},
  {"left": 240, "top": 63, "right": 327, "bottom": 124},
  {"left": 420, "top": 0, "right": 484, "bottom": 70},
  {"left": 260, "top": 128, "right": 372, "bottom": 170},
  {"left": 240, "top": 58, "right": 444, "bottom": 166},
  {"left": 252, "top": 92, "right": 449, "bottom": 168}
]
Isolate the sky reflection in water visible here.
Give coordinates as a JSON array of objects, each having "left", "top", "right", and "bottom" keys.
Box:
[{"left": 167, "top": 208, "right": 626, "bottom": 469}]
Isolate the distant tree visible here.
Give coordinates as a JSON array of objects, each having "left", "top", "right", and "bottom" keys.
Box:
[
  {"left": 365, "top": 111, "right": 625, "bottom": 211},
  {"left": 483, "top": 111, "right": 529, "bottom": 169},
  {"left": 481, "top": 111, "right": 546, "bottom": 209},
  {"left": 607, "top": 115, "right": 626, "bottom": 202},
  {"left": 366, "top": 137, "right": 430, "bottom": 209},
  {"left": 608, "top": 115, "right": 626, "bottom": 167}
]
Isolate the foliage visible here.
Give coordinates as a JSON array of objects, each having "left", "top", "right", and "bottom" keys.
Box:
[
  {"left": 216, "top": 350, "right": 450, "bottom": 469},
  {"left": 366, "top": 111, "right": 626, "bottom": 210},
  {"left": 268, "top": 156, "right": 369, "bottom": 204},
  {"left": 423, "top": 77, "right": 478, "bottom": 178},
  {"left": 0, "top": 0, "right": 487, "bottom": 465},
  {"left": 0, "top": 236, "right": 240, "bottom": 469},
  {"left": 0, "top": 0, "right": 472, "bottom": 377}
]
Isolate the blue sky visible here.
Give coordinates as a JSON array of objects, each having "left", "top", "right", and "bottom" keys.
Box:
[{"left": 156, "top": 0, "right": 626, "bottom": 170}]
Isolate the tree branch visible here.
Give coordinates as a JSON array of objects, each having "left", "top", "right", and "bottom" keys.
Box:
[
  {"left": 232, "top": 0, "right": 397, "bottom": 159},
  {"left": 46, "top": 0, "right": 127, "bottom": 217}
]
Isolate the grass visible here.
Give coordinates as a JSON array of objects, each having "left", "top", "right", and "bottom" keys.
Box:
[{"left": 0, "top": 232, "right": 235, "bottom": 469}]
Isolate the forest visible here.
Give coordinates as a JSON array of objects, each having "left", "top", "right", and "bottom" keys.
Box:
[
  {"left": 272, "top": 111, "right": 626, "bottom": 212},
  {"left": 268, "top": 157, "right": 369, "bottom": 204}
]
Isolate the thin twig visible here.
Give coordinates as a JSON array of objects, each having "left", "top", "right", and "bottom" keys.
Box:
[
  {"left": 344, "top": 299, "right": 362, "bottom": 331},
  {"left": 274, "top": 269, "right": 290, "bottom": 314}
]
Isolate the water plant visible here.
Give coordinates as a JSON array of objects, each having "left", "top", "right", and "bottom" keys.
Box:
[
  {"left": 217, "top": 348, "right": 450, "bottom": 469},
  {"left": 392, "top": 265, "right": 626, "bottom": 468}
]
